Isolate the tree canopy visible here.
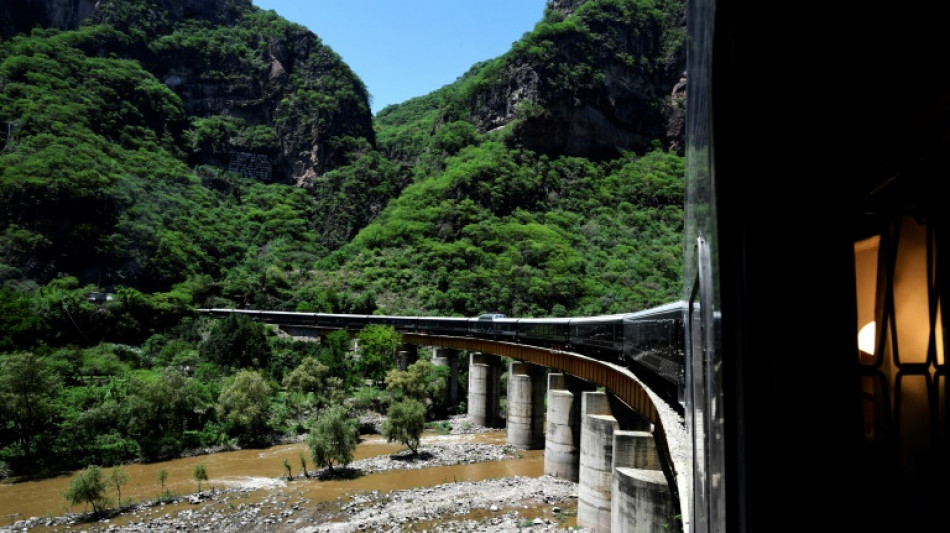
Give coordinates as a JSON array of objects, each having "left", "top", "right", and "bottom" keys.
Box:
[
  {"left": 306, "top": 405, "right": 358, "bottom": 473},
  {"left": 355, "top": 325, "right": 401, "bottom": 385},
  {"left": 382, "top": 399, "right": 426, "bottom": 454}
]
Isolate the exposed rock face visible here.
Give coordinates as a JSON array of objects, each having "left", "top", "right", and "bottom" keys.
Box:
[
  {"left": 1, "top": 0, "right": 247, "bottom": 37},
  {"left": 1, "top": 0, "right": 374, "bottom": 184},
  {"left": 1, "top": 0, "right": 96, "bottom": 36},
  {"left": 468, "top": 0, "right": 686, "bottom": 157}
]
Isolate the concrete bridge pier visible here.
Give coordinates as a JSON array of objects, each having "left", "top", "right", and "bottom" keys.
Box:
[
  {"left": 506, "top": 361, "right": 547, "bottom": 449},
  {"left": 611, "top": 431, "right": 675, "bottom": 533},
  {"left": 431, "top": 348, "right": 460, "bottom": 407},
  {"left": 544, "top": 373, "right": 596, "bottom": 481},
  {"left": 578, "top": 391, "right": 620, "bottom": 532},
  {"left": 467, "top": 352, "right": 501, "bottom": 427},
  {"left": 396, "top": 344, "right": 419, "bottom": 371}
]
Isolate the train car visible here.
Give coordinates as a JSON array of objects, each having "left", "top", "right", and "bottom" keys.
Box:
[
  {"left": 201, "top": 308, "right": 239, "bottom": 320},
  {"left": 253, "top": 310, "right": 317, "bottom": 327},
  {"left": 417, "top": 316, "right": 471, "bottom": 336},
  {"left": 364, "top": 315, "right": 419, "bottom": 331},
  {"left": 468, "top": 314, "right": 519, "bottom": 341},
  {"left": 310, "top": 313, "right": 370, "bottom": 330},
  {"left": 567, "top": 314, "right": 628, "bottom": 357},
  {"left": 514, "top": 317, "right": 572, "bottom": 349},
  {"left": 621, "top": 300, "right": 687, "bottom": 409}
]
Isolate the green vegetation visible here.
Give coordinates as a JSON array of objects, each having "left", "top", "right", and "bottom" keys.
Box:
[
  {"left": 0, "top": 0, "right": 685, "bottom": 481},
  {"left": 355, "top": 325, "right": 402, "bottom": 386},
  {"left": 385, "top": 358, "right": 449, "bottom": 416},
  {"left": 299, "top": 452, "right": 310, "bottom": 478},
  {"left": 382, "top": 399, "right": 426, "bottom": 454},
  {"left": 217, "top": 370, "right": 271, "bottom": 446},
  {"left": 192, "top": 463, "right": 208, "bottom": 492},
  {"left": 158, "top": 468, "right": 169, "bottom": 496},
  {"left": 64, "top": 465, "right": 109, "bottom": 514},
  {"left": 307, "top": 406, "right": 359, "bottom": 474},
  {"left": 107, "top": 466, "right": 129, "bottom": 508}
]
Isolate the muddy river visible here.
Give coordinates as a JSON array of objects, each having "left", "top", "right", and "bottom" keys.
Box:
[{"left": 0, "top": 431, "right": 546, "bottom": 529}]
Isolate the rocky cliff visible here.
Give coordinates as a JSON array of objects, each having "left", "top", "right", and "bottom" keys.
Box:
[
  {"left": 1, "top": 0, "right": 96, "bottom": 36},
  {"left": 1, "top": 0, "right": 247, "bottom": 43},
  {"left": 1, "top": 0, "right": 374, "bottom": 184},
  {"left": 464, "top": 0, "right": 686, "bottom": 157}
]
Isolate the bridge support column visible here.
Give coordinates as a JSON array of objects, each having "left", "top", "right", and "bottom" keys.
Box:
[
  {"left": 396, "top": 344, "right": 419, "bottom": 371},
  {"left": 578, "top": 391, "right": 619, "bottom": 533},
  {"left": 431, "top": 348, "right": 460, "bottom": 407},
  {"left": 467, "top": 352, "right": 500, "bottom": 427},
  {"left": 506, "top": 361, "right": 546, "bottom": 449},
  {"left": 611, "top": 431, "right": 674, "bottom": 533},
  {"left": 544, "top": 373, "right": 595, "bottom": 481}
]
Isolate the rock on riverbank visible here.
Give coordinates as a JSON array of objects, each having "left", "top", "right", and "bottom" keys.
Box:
[{"left": 295, "top": 476, "right": 590, "bottom": 533}]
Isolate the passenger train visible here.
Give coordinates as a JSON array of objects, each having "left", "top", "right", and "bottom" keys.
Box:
[{"left": 198, "top": 301, "right": 686, "bottom": 411}]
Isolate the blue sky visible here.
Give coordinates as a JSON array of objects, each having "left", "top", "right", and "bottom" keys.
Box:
[{"left": 251, "top": 1, "right": 549, "bottom": 115}]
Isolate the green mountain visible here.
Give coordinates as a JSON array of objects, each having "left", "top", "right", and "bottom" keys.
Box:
[
  {"left": 0, "top": 0, "right": 685, "bottom": 340},
  {"left": 0, "top": 0, "right": 687, "bottom": 478}
]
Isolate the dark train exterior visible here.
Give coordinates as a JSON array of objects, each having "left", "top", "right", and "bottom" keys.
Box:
[{"left": 199, "top": 301, "right": 687, "bottom": 410}]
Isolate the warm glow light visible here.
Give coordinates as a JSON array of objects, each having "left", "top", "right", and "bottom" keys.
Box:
[{"left": 858, "top": 321, "right": 876, "bottom": 355}]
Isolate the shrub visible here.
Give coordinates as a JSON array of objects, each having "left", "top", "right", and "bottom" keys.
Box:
[
  {"left": 64, "top": 465, "right": 109, "bottom": 514},
  {"left": 307, "top": 406, "right": 358, "bottom": 473},
  {"left": 382, "top": 399, "right": 426, "bottom": 454}
]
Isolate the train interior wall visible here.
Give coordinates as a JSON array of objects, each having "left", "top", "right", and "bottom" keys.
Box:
[{"left": 689, "top": 0, "right": 950, "bottom": 531}]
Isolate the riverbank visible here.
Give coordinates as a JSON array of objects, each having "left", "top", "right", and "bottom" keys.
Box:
[{"left": 1, "top": 418, "right": 591, "bottom": 532}]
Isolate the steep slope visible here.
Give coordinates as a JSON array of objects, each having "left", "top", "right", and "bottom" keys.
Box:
[
  {"left": 312, "top": 0, "right": 687, "bottom": 317},
  {"left": 2, "top": 0, "right": 374, "bottom": 183},
  {"left": 0, "top": 0, "right": 377, "bottom": 294},
  {"left": 1, "top": 0, "right": 686, "bottom": 329},
  {"left": 412, "top": 0, "right": 687, "bottom": 159},
  {"left": 0, "top": 0, "right": 687, "bottom": 478}
]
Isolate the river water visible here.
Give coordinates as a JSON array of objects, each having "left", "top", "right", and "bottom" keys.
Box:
[{"left": 0, "top": 431, "right": 546, "bottom": 528}]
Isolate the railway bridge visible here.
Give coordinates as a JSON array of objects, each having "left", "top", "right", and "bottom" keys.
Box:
[{"left": 201, "top": 310, "right": 689, "bottom": 532}]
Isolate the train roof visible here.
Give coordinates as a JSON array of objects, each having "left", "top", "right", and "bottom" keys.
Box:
[
  {"left": 516, "top": 317, "right": 574, "bottom": 324},
  {"left": 567, "top": 313, "right": 633, "bottom": 324},
  {"left": 622, "top": 300, "right": 687, "bottom": 320}
]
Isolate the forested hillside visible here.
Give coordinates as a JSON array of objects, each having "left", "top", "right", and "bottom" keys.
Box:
[{"left": 0, "top": 0, "right": 686, "bottom": 478}]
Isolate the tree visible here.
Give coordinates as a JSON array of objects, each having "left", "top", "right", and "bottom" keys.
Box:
[
  {"left": 0, "top": 288, "right": 49, "bottom": 352},
  {"left": 282, "top": 356, "right": 343, "bottom": 413},
  {"left": 0, "top": 351, "right": 60, "bottom": 467},
  {"left": 320, "top": 329, "right": 357, "bottom": 386},
  {"left": 199, "top": 313, "right": 271, "bottom": 369},
  {"left": 193, "top": 463, "right": 208, "bottom": 492},
  {"left": 355, "top": 325, "right": 401, "bottom": 385},
  {"left": 384, "top": 358, "right": 446, "bottom": 404},
  {"left": 129, "top": 367, "right": 213, "bottom": 459},
  {"left": 217, "top": 370, "right": 271, "bottom": 446},
  {"left": 382, "top": 399, "right": 426, "bottom": 455},
  {"left": 64, "top": 465, "right": 109, "bottom": 514},
  {"left": 107, "top": 466, "right": 129, "bottom": 508},
  {"left": 307, "top": 405, "right": 358, "bottom": 474},
  {"left": 299, "top": 451, "right": 310, "bottom": 478},
  {"left": 158, "top": 468, "right": 169, "bottom": 496}
]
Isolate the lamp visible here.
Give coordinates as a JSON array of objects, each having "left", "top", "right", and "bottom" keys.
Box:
[{"left": 853, "top": 216, "right": 945, "bottom": 495}]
